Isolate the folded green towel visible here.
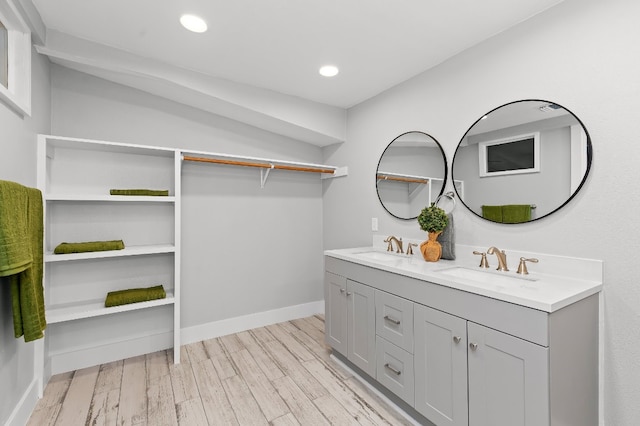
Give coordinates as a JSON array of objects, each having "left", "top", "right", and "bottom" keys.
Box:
[
  {"left": 54, "top": 240, "right": 125, "bottom": 254},
  {"left": 481, "top": 205, "right": 503, "bottom": 223},
  {"left": 502, "top": 204, "right": 532, "bottom": 224},
  {"left": 110, "top": 189, "right": 169, "bottom": 196},
  {"left": 0, "top": 180, "right": 46, "bottom": 342},
  {"left": 105, "top": 285, "right": 167, "bottom": 307}
]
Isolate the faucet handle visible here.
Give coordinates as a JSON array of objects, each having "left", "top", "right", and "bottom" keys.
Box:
[
  {"left": 516, "top": 257, "right": 539, "bottom": 275},
  {"left": 407, "top": 243, "right": 417, "bottom": 255},
  {"left": 473, "top": 251, "right": 490, "bottom": 268},
  {"left": 384, "top": 236, "right": 394, "bottom": 252}
]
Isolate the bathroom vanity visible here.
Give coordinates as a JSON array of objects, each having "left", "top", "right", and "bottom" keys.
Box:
[{"left": 324, "top": 246, "right": 602, "bottom": 426}]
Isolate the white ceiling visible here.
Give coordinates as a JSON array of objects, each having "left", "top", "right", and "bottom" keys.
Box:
[{"left": 32, "top": 0, "right": 564, "bottom": 109}]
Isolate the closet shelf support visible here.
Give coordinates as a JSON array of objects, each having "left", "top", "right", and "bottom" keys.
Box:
[{"left": 261, "top": 165, "right": 274, "bottom": 188}]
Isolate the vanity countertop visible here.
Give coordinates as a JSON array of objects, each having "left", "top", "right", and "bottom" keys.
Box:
[{"left": 325, "top": 247, "right": 602, "bottom": 313}]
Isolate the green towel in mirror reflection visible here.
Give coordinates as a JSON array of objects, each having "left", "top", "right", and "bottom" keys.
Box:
[{"left": 482, "top": 205, "right": 531, "bottom": 223}]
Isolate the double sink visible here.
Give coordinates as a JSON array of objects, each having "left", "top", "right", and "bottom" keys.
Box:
[{"left": 353, "top": 249, "right": 538, "bottom": 286}]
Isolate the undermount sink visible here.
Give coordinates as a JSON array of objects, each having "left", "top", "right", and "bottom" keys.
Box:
[
  {"left": 354, "top": 250, "right": 402, "bottom": 262},
  {"left": 435, "top": 266, "right": 538, "bottom": 284}
]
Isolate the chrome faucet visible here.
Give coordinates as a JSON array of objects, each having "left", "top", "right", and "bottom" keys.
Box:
[
  {"left": 384, "top": 236, "right": 404, "bottom": 254},
  {"left": 487, "top": 246, "right": 508, "bottom": 271}
]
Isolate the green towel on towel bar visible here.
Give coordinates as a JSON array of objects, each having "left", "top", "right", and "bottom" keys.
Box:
[
  {"left": 481, "top": 205, "right": 503, "bottom": 223},
  {"left": 54, "top": 240, "right": 125, "bottom": 254},
  {"left": 110, "top": 189, "right": 169, "bottom": 196},
  {"left": 502, "top": 204, "right": 532, "bottom": 223},
  {"left": 0, "top": 180, "right": 46, "bottom": 342},
  {"left": 105, "top": 285, "right": 166, "bottom": 307}
]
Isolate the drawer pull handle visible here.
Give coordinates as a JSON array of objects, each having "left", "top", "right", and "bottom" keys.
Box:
[
  {"left": 384, "top": 315, "right": 401, "bottom": 325},
  {"left": 469, "top": 342, "right": 478, "bottom": 351},
  {"left": 453, "top": 336, "right": 461, "bottom": 344},
  {"left": 339, "top": 288, "right": 345, "bottom": 294},
  {"left": 384, "top": 363, "right": 402, "bottom": 375}
]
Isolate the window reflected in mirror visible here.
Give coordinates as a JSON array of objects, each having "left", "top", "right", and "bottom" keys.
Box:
[
  {"left": 452, "top": 100, "right": 592, "bottom": 224},
  {"left": 376, "top": 131, "right": 449, "bottom": 220}
]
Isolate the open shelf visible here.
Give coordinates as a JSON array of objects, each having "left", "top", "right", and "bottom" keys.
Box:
[
  {"left": 45, "top": 244, "right": 175, "bottom": 262},
  {"left": 46, "top": 292, "right": 175, "bottom": 324},
  {"left": 45, "top": 194, "right": 176, "bottom": 203}
]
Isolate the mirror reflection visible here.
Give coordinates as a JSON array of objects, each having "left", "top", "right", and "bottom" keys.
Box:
[
  {"left": 376, "top": 131, "right": 447, "bottom": 220},
  {"left": 452, "top": 100, "right": 592, "bottom": 223}
]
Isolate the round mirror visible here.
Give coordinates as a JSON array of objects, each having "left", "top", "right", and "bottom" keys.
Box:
[
  {"left": 376, "top": 131, "right": 447, "bottom": 220},
  {"left": 452, "top": 99, "right": 592, "bottom": 223}
]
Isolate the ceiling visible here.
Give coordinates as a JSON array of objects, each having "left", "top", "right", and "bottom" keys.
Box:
[{"left": 32, "top": 0, "right": 564, "bottom": 109}]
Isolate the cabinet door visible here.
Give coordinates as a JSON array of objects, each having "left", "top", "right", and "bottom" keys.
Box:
[
  {"left": 324, "top": 272, "right": 347, "bottom": 354},
  {"left": 468, "top": 322, "right": 549, "bottom": 426},
  {"left": 347, "top": 279, "right": 376, "bottom": 377},
  {"left": 414, "top": 304, "right": 468, "bottom": 426}
]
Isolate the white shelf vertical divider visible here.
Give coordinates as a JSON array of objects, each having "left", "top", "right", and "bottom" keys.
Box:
[{"left": 173, "top": 150, "right": 181, "bottom": 364}]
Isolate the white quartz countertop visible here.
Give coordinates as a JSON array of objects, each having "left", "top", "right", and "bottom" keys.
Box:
[{"left": 325, "top": 247, "right": 603, "bottom": 313}]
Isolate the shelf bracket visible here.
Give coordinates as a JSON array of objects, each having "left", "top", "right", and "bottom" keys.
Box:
[
  {"left": 321, "top": 166, "right": 349, "bottom": 180},
  {"left": 260, "top": 164, "right": 275, "bottom": 188}
]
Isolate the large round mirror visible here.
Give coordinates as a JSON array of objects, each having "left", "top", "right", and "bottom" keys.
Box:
[
  {"left": 452, "top": 99, "right": 592, "bottom": 223},
  {"left": 376, "top": 131, "right": 447, "bottom": 220}
]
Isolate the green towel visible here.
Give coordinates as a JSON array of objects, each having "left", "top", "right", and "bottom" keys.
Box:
[
  {"left": 53, "top": 240, "right": 125, "bottom": 254},
  {"left": 481, "top": 205, "right": 503, "bottom": 223},
  {"left": 105, "top": 285, "right": 167, "bottom": 307},
  {"left": 110, "top": 189, "right": 169, "bottom": 196},
  {"left": 502, "top": 204, "right": 532, "bottom": 224},
  {"left": 0, "top": 180, "right": 46, "bottom": 341}
]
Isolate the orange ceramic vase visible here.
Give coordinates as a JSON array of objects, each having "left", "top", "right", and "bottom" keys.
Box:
[{"left": 420, "top": 231, "right": 442, "bottom": 262}]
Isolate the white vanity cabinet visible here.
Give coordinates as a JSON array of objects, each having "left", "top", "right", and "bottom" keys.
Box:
[
  {"left": 324, "top": 255, "right": 600, "bottom": 426},
  {"left": 324, "top": 272, "right": 376, "bottom": 377}
]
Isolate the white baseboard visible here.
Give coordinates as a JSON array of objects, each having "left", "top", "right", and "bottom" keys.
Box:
[
  {"left": 46, "top": 300, "right": 324, "bottom": 375},
  {"left": 181, "top": 300, "right": 324, "bottom": 345},
  {"left": 5, "top": 378, "right": 39, "bottom": 426},
  {"left": 50, "top": 331, "right": 174, "bottom": 375}
]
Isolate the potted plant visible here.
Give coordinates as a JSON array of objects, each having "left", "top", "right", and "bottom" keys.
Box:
[{"left": 417, "top": 204, "right": 448, "bottom": 262}]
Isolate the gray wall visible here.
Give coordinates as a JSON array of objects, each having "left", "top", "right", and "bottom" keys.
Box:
[
  {"left": 50, "top": 65, "right": 326, "bottom": 330},
  {"left": 0, "top": 47, "right": 51, "bottom": 425},
  {"left": 323, "top": 0, "right": 640, "bottom": 423}
]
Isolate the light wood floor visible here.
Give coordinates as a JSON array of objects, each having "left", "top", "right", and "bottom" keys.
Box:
[{"left": 27, "top": 315, "right": 412, "bottom": 425}]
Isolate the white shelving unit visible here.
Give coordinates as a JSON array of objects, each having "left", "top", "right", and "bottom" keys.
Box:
[
  {"left": 36, "top": 135, "right": 182, "bottom": 379},
  {"left": 35, "top": 134, "right": 347, "bottom": 383}
]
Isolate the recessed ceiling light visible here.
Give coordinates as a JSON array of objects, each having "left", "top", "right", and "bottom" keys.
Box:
[
  {"left": 180, "top": 14, "right": 208, "bottom": 33},
  {"left": 319, "top": 65, "right": 339, "bottom": 77}
]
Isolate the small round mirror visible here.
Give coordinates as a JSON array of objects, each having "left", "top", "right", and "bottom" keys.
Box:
[
  {"left": 452, "top": 99, "right": 592, "bottom": 223},
  {"left": 376, "top": 131, "right": 447, "bottom": 220}
]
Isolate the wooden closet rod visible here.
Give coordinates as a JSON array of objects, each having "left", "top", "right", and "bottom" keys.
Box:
[
  {"left": 183, "top": 155, "right": 335, "bottom": 174},
  {"left": 377, "top": 174, "right": 429, "bottom": 184}
]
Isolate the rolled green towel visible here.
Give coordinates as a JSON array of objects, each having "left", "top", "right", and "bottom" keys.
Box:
[
  {"left": 110, "top": 189, "right": 169, "bottom": 196},
  {"left": 53, "top": 240, "right": 125, "bottom": 254},
  {"left": 105, "top": 285, "right": 167, "bottom": 307}
]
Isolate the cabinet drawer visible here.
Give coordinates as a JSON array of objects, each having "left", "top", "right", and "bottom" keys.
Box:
[
  {"left": 376, "top": 336, "right": 414, "bottom": 406},
  {"left": 375, "top": 290, "right": 414, "bottom": 353}
]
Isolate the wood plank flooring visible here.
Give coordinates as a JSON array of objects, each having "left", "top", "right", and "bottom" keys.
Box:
[{"left": 28, "top": 315, "right": 412, "bottom": 425}]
